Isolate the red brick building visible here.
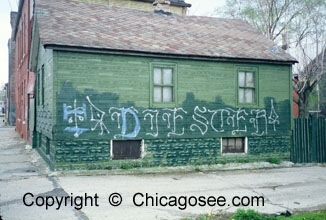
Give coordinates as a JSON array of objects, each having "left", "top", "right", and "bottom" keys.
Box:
[
  {"left": 14, "top": 0, "right": 35, "bottom": 141},
  {"left": 292, "top": 74, "right": 299, "bottom": 118},
  {"left": 7, "top": 12, "right": 18, "bottom": 126}
]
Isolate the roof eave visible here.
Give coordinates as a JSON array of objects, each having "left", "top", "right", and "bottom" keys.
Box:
[{"left": 44, "top": 44, "right": 298, "bottom": 65}]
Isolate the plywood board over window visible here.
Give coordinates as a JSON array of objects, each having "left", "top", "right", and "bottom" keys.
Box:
[
  {"left": 221, "top": 137, "right": 247, "bottom": 154},
  {"left": 111, "top": 140, "right": 143, "bottom": 159}
]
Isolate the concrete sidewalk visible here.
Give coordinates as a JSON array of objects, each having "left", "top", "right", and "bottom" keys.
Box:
[{"left": 1, "top": 123, "right": 326, "bottom": 220}]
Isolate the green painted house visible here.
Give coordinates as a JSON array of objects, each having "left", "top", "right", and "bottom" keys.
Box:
[{"left": 29, "top": 0, "right": 297, "bottom": 170}]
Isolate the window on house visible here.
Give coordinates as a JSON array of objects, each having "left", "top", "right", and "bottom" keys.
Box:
[
  {"left": 23, "top": 15, "right": 25, "bottom": 55},
  {"left": 238, "top": 71, "right": 255, "bottom": 104},
  {"left": 30, "top": 0, "right": 34, "bottom": 20},
  {"left": 19, "top": 26, "right": 22, "bottom": 62},
  {"left": 37, "top": 69, "right": 40, "bottom": 106},
  {"left": 111, "top": 140, "right": 142, "bottom": 159},
  {"left": 23, "top": 80, "right": 25, "bottom": 120},
  {"left": 46, "top": 137, "right": 50, "bottom": 155},
  {"left": 41, "top": 65, "right": 45, "bottom": 105},
  {"left": 222, "top": 137, "right": 246, "bottom": 154},
  {"left": 153, "top": 67, "right": 174, "bottom": 103}
]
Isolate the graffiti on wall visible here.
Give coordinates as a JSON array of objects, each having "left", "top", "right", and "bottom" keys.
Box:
[
  {"left": 63, "top": 99, "right": 89, "bottom": 137},
  {"left": 62, "top": 96, "right": 280, "bottom": 138}
]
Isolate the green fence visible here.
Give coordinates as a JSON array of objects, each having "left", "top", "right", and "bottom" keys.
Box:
[{"left": 292, "top": 116, "right": 326, "bottom": 163}]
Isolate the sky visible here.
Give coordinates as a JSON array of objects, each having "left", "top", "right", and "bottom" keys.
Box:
[
  {"left": 0, "top": 0, "right": 18, "bottom": 88},
  {"left": 0, "top": 0, "right": 225, "bottom": 88}
]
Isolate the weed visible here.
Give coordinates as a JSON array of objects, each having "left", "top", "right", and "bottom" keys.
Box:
[
  {"left": 183, "top": 209, "right": 326, "bottom": 220},
  {"left": 238, "top": 159, "right": 250, "bottom": 163},
  {"left": 121, "top": 164, "right": 132, "bottom": 170},
  {"left": 104, "top": 165, "right": 113, "bottom": 170},
  {"left": 229, "top": 209, "right": 263, "bottom": 220},
  {"left": 267, "top": 157, "right": 281, "bottom": 164}
]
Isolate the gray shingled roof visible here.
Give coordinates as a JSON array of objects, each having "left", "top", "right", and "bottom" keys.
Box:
[{"left": 35, "top": 0, "right": 297, "bottom": 63}]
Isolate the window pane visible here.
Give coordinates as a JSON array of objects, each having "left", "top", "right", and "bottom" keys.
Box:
[
  {"left": 222, "top": 138, "right": 227, "bottom": 147},
  {"left": 238, "top": 72, "right": 245, "bottom": 86},
  {"left": 228, "top": 138, "right": 235, "bottom": 147},
  {"left": 246, "top": 72, "right": 254, "bottom": 87},
  {"left": 154, "top": 87, "right": 162, "bottom": 102},
  {"left": 235, "top": 138, "right": 244, "bottom": 151},
  {"left": 245, "top": 89, "right": 254, "bottom": 103},
  {"left": 163, "top": 87, "right": 173, "bottom": 102},
  {"left": 222, "top": 138, "right": 245, "bottom": 154},
  {"left": 239, "top": 88, "right": 244, "bottom": 103},
  {"left": 163, "top": 68, "right": 173, "bottom": 85},
  {"left": 154, "top": 68, "right": 162, "bottom": 84}
]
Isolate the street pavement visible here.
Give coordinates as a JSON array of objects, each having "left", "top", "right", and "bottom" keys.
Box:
[{"left": 1, "top": 119, "right": 326, "bottom": 220}]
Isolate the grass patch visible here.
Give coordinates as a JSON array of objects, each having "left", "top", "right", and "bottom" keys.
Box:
[
  {"left": 182, "top": 209, "right": 326, "bottom": 220},
  {"left": 104, "top": 165, "right": 113, "bottom": 170},
  {"left": 267, "top": 157, "right": 281, "bottom": 164},
  {"left": 238, "top": 159, "right": 250, "bottom": 163},
  {"left": 278, "top": 210, "right": 326, "bottom": 220}
]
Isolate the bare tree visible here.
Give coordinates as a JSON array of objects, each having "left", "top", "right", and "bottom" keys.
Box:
[
  {"left": 217, "top": 0, "right": 303, "bottom": 41},
  {"left": 217, "top": 0, "right": 326, "bottom": 117},
  {"left": 292, "top": 0, "right": 326, "bottom": 117}
]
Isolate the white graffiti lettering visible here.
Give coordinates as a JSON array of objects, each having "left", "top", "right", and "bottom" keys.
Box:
[
  {"left": 62, "top": 98, "right": 281, "bottom": 139},
  {"left": 143, "top": 109, "right": 159, "bottom": 137},
  {"left": 190, "top": 106, "right": 209, "bottom": 135},
  {"left": 163, "top": 108, "right": 187, "bottom": 137},
  {"left": 86, "top": 96, "right": 110, "bottom": 135}
]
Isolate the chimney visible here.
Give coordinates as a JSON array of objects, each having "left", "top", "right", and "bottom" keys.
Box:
[
  {"left": 281, "top": 29, "right": 288, "bottom": 50},
  {"left": 153, "top": 0, "right": 172, "bottom": 15}
]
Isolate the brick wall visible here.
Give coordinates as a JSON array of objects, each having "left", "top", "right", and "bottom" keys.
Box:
[
  {"left": 15, "top": 0, "right": 35, "bottom": 141},
  {"left": 8, "top": 12, "right": 17, "bottom": 125}
]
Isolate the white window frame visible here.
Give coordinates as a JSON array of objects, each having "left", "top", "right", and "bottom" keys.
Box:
[
  {"left": 221, "top": 137, "right": 248, "bottom": 155},
  {"left": 110, "top": 139, "right": 145, "bottom": 159},
  {"left": 236, "top": 66, "right": 259, "bottom": 106},
  {"left": 150, "top": 62, "right": 178, "bottom": 108}
]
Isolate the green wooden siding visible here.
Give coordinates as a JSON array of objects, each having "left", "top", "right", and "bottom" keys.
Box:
[
  {"left": 33, "top": 49, "right": 292, "bottom": 170},
  {"left": 35, "top": 44, "right": 54, "bottom": 137}
]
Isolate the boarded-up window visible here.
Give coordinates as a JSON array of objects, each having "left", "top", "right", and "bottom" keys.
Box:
[
  {"left": 112, "top": 140, "right": 142, "bottom": 159},
  {"left": 41, "top": 65, "right": 45, "bottom": 105},
  {"left": 222, "top": 137, "right": 246, "bottom": 154}
]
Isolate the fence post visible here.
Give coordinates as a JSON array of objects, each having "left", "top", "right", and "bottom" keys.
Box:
[{"left": 310, "top": 115, "right": 317, "bottom": 162}]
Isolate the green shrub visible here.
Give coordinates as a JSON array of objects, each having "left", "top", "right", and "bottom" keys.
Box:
[
  {"left": 267, "top": 157, "right": 281, "bottom": 164},
  {"left": 104, "top": 165, "right": 113, "bottom": 170},
  {"left": 121, "top": 164, "right": 132, "bottom": 170}
]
